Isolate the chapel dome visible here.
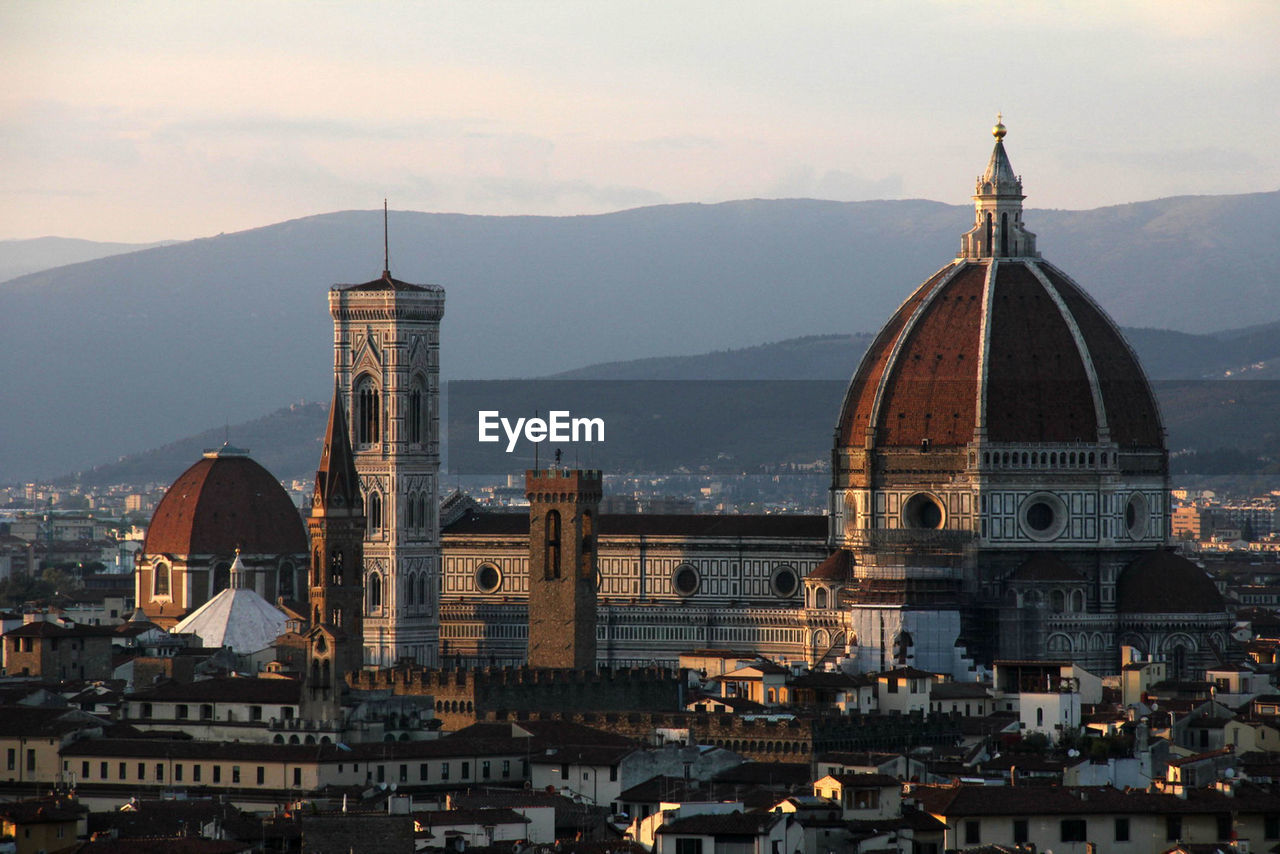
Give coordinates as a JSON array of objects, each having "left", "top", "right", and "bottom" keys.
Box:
[
  {"left": 835, "top": 125, "right": 1163, "bottom": 455},
  {"left": 143, "top": 445, "right": 307, "bottom": 556}
]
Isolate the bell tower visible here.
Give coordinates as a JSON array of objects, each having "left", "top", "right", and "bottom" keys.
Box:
[
  {"left": 305, "top": 389, "right": 366, "bottom": 718},
  {"left": 329, "top": 211, "right": 445, "bottom": 668},
  {"left": 526, "top": 467, "right": 601, "bottom": 670}
]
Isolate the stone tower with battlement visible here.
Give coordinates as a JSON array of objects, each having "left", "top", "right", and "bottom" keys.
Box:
[
  {"left": 526, "top": 468, "right": 601, "bottom": 669},
  {"left": 330, "top": 262, "right": 445, "bottom": 668}
]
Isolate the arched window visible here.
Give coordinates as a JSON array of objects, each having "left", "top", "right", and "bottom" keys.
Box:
[
  {"left": 368, "top": 491, "right": 382, "bottom": 535},
  {"left": 419, "top": 495, "right": 429, "bottom": 532},
  {"left": 312, "top": 549, "right": 321, "bottom": 586},
  {"left": 355, "top": 376, "right": 380, "bottom": 445},
  {"left": 321, "top": 659, "right": 331, "bottom": 687},
  {"left": 212, "top": 561, "right": 231, "bottom": 594},
  {"left": 153, "top": 562, "right": 170, "bottom": 596},
  {"left": 405, "top": 573, "right": 416, "bottom": 606},
  {"left": 1070, "top": 589, "right": 1084, "bottom": 613},
  {"left": 406, "top": 491, "right": 417, "bottom": 531},
  {"left": 368, "top": 573, "right": 382, "bottom": 610},
  {"left": 417, "top": 574, "right": 427, "bottom": 609},
  {"left": 545, "top": 510, "right": 561, "bottom": 579},
  {"left": 407, "top": 384, "right": 424, "bottom": 444},
  {"left": 580, "top": 510, "right": 594, "bottom": 578},
  {"left": 1000, "top": 212, "right": 1009, "bottom": 256},
  {"left": 985, "top": 211, "right": 993, "bottom": 251},
  {"left": 329, "top": 548, "right": 344, "bottom": 585},
  {"left": 815, "top": 587, "right": 828, "bottom": 609},
  {"left": 1050, "top": 590, "right": 1066, "bottom": 613}
]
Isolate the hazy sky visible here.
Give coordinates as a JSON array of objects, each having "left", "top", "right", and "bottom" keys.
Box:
[{"left": 3, "top": 1, "right": 1277, "bottom": 242}]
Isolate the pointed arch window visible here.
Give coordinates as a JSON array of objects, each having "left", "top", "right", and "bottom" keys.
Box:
[
  {"left": 408, "top": 382, "right": 424, "bottom": 444},
  {"left": 545, "top": 510, "right": 562, "bottom": 579},
  {"left": 329, "top": 548, "right": 344, "bottom": 585},
  {"left": 368, "top": 572, "right": 383, "bottom": 611},
  {"left": 312, "top": 549, "right": 322, "bottom": 586},
  {"left": 368, "top": 491, "right": 382, "bottom": 535},
  {"left": 1001, "top": 212, "right": 1010, "bottom": 256},
  {"left": 355, "top": 376, "right": 381, "bottom": 445},
  {"left": 406, "top": 491, "right": 417, "bottom": 531},
  {"left": 417, "top": 574, "right": 427, "bottom": 609}
]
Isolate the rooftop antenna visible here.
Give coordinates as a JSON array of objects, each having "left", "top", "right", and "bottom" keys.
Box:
[{"left": 382, "top": 198, "right": 390, "bottom": 277}]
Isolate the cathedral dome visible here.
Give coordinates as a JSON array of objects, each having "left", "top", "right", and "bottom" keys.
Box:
[
  {"left": 835, "top": 126, "right": 1163, "bottom": 455},
  {"left": 143, "top": 445, "right": 306, "bottom": 556}
]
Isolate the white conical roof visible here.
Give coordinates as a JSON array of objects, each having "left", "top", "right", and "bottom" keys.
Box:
[{"left": 172, "top": 575, "right": 288, "bottom": 654}]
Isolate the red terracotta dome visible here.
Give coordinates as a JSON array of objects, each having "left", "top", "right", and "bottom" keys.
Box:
[
  {"left": 836, "top": 125, "right": 1162, "bottom": 455},
  {"left": 143, "top": 445, "right": 306, "bottom": 556},
  {"left": 836, "top": 257, "right": 1163, "bottom": 450}
]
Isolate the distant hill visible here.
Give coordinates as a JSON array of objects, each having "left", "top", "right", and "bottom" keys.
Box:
[
  {"left": 60, "top": 324, "right": 1280, "bottom": 487},
  {"left": 0, "top": 236, "right": 175, "bottom": 282},
  {"left": 6, "top": 191, "right": 1280, "bottom": 481},
  {"left": 556, "top": 325, "right": 1280, "bottom": 384},
  {"left": 62, "top": 402, "right": 327, "bottom": 489}
]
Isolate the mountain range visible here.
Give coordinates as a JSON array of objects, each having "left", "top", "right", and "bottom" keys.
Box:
[
  {"left": 5, "top": 190, "right": 1280, "bottom": 483},
  {"left": 0, "top": 236, "right": 174, "bottom": 283},
  {"left": 62, "top": 328, "right": 1280, "bottom": 489}
]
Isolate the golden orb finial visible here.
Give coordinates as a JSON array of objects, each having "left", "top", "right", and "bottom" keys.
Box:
[{"left": 993, "top": 112, "right": 1007, "bottom": 141}]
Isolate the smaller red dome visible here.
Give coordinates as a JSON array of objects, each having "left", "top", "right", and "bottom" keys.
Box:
[{"left": 143, "top": 446, "right": 306, "bottom": 556}]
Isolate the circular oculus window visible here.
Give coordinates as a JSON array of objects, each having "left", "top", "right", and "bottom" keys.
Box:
[
  {"left": 1125, "top": 493, "right": 1149, "bottom": 540},
  {"left": 771, "top": 565, "right": 799, "bottom": 598},
  {"left": 672, "top": 564, "right": 700, "bottom": 597},
  {"left": 1019, "top": 492, "right": 1069, "bottom": 541},
  {"left": 902, "top": 492, "right": 945, "bottom": 530},
  {"left": 475, "top": 562, "right": 503, "bottom": 594}
]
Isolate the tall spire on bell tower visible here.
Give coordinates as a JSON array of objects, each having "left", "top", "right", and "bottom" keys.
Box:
[
  {"left": 959, "top": 115, "right": 1039, "bottom": 260},
  {"left": 382, "top": 199, "right": 391, "bottom": 278}
]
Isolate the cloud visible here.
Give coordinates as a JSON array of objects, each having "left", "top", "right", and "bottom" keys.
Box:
[
  {"left": 767, "top": 165, "right": 905, "bottom": 202},
  {"left": 468, "top": 176, "right": 667, "bottom": 211}
]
